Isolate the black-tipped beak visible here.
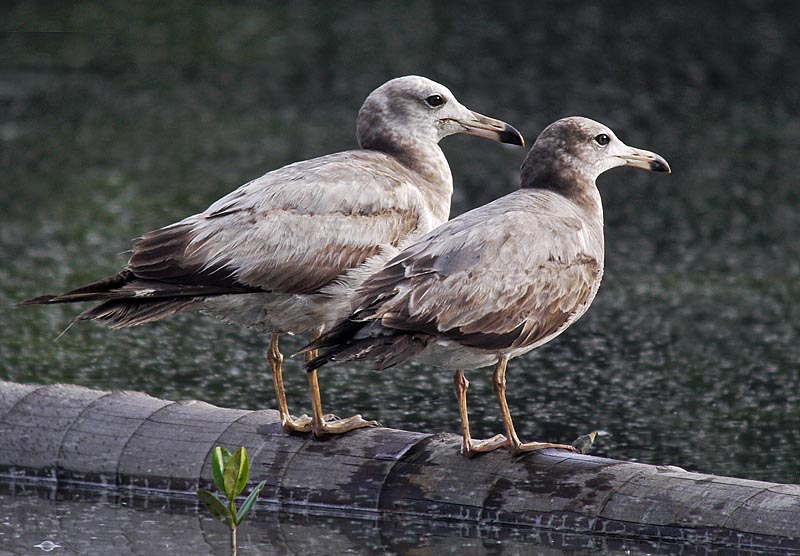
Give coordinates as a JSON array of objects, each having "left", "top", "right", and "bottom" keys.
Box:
[
  {"left": 649, "top": 156, "right": 671, "bottom": 173},
  {"left": 453, "top": 111, "right": 525, "bottom": 147},
  {"left": 497, "top": 123, "right": 525, "bottom": 146},
  {"left": 619, "top": 148, "right": 671, "bottom": 173}
]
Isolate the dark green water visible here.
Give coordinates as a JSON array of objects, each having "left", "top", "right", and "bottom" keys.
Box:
[
  {"left": 5, "top": 480, "right": 775, "bottom": 556},
  {"left": 2, "top": 4, "right": 799, "bottom": 546}
]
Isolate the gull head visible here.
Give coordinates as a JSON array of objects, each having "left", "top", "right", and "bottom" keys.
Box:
[
  {"left": 357, "top": 76, "right": 524, "bottom": 151},
  {"left": 521, "top": 116, "right": 670, "bottom": 188}
]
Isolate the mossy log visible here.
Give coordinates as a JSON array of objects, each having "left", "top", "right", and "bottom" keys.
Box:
[{"left": 0, "top": 380, "right": 798, "bottom": 551}]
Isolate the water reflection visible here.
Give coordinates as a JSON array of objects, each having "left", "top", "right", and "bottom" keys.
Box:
[{"left": 2, "top": 479, "right": 793, "bottom": 556}]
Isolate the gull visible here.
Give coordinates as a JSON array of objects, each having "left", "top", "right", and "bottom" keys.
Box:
[
  {"left": 20, "top": 76, "right": 524, "bottom": 437},
  {"left": 304, "top": 116, "right": 670, "bottom": 456}
]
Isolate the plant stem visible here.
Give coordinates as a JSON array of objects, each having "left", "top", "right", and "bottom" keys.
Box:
[{"left": 231, "top": 525, "right": 237, "bottom": 556}]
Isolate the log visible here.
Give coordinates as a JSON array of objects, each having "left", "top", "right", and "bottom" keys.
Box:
[{"left": 1, "top": 380, "right": 798, "bottom": 551}]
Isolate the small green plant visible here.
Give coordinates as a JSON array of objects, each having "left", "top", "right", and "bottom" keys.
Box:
[{"left": 198, "top": 446, "right": 266, "bottom": 556}]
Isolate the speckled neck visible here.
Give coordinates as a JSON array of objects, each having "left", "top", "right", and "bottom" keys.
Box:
[
  {"left": 357, "top": 94, "right": 453, "bottom": 225},
  {"left": 394, "top": 141, "right": 453, "bottom": 222},
  {"left": 520, "top": 146, "right": 602, "bottom": 221},
  {"left": 360, "top": 137, "right": 453, "bottom": 225}
]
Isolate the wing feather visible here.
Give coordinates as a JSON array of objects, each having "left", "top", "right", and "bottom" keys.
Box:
[
  {"left": 353, "top": 189, "right": 604, "bottom": 351},
  {"left": 127, "top": 151, "right": 430, "bottom": 295}
]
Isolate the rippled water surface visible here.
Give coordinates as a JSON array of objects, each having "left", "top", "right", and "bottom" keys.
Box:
[
  {"left": 1, "top": 3, "right": 799, "bottom": 547},
  {"left": 0, "top": 481, "right": 791, "bottom": 556}
]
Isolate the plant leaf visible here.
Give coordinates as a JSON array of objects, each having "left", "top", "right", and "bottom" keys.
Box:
[
  {"left": 224, "top": 447, "right": 249, "bottom": 500},
  {"left": 236, "top": 481, "right": 267, "bottom": 525},
  {"left": 211, "top": 447, "right": 228, "bottom": 494},
  {"left": 198, "top": 489, "right": 232, "bottom": 526},
  {"left": 571, "top": 431, "right": 600, "bottom": 455},
  {"left": 220, "top": 447, "right": 232, "bottom": 462},
  {"left": 236, "top": 447, "right": 250, "bottom": 498}
]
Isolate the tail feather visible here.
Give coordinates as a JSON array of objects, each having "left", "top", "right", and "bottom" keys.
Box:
[
  {"left": 305, "top": 338, "right": 375, "bottom": 372},
  {"left": 19, "top": 278, "right": 256, "bottom": 307},
  {"left": 58, "top": 270, "right": 136, "bottom": 297},
  {"left": 306, "top": 332, "right": 428, "bottom": 372},
  {"left": 18, "top": 294, "right": 63, "bottom": 306},
  {"left": 17, "top": 271, "right": 135, "bottom": 306},
  {"left": 19, "top": 267, "right": 260, "bottom": 330},
  {"left": 76, "top": 297, "right": 202, "bottom": 328},
  {"left": 299, "top": 318, "right": 367, "bottom": 354},
  {"left": 374, "top": 335, "right": 428, "bottom": 368}
]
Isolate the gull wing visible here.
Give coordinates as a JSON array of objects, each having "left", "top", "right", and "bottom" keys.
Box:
[
  {"left": 354, "top": 189, "right": 603, "bottom": 351},
  {"left": 128, "top": 150, "right": 432, "bottom": 296}
]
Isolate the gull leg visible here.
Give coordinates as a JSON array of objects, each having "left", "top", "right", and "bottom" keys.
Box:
[
  {"left": 492, "top": 356, "right": 576, "bottom": 455},
  {"left": 269, "top": 333, "right": 312, "bottom": 433},
  {"left": 306, "top": 327, "right": 379, "bottom": 438},
  {"left": 454, "top": 369, "right": 507, "bottom": 457}
]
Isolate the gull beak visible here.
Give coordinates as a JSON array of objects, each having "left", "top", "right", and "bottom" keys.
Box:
[
  {"left": 451, "top": 111, "right": 525, "bottom": 146},
  {"left": 618, "top": 147, "right": 671, "bottom": 173}
]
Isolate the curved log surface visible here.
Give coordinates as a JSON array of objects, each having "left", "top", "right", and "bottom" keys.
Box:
[{"left": 0, "top": 380, "right": 798, "bottom": 552}]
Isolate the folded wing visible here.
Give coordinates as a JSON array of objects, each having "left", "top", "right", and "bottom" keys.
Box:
[
  {"left": 130, "top": 151, "right": 428, "bottom": 295},
  {"left": 348, "top": 189, "right": 602, "bottom": 354}
]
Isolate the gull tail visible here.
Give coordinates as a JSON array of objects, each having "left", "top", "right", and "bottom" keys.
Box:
[
  {"left": 302, "top": 318, "right": 428, "bottom": 372},
  {"left": 18, "top": 270, "right": 138, "bottom": 306},
  {"left": 299, "top": 318, "right": 367, "bottom": 355},
  {"left": 17, "top": 269, "right": 251, "bottom": 329},
  {"left": 73, "top": 298, "right": 202, "bottom": 329}
]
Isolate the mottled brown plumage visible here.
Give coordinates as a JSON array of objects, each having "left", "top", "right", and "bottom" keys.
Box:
[
  {"left": 308, "top": 187, "right": 604, "bottom": 369},
  {"left": 306, "top": 116, "right": 670, "bottom": 456},
  {"left": 20, "top": 75, "right": 524, "bottom": 438}
]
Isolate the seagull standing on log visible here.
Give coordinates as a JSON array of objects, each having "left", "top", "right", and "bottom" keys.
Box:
[
  {"left": 304, "top": 117, "right": 670, "bottom": 456},
  {"left": 20, "top": 76, "right": 524, "bottom": 437}
]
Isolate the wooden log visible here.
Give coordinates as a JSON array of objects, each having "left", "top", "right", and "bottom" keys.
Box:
[{"left": 0, "top": 380, "right": 798, "bottom": 551}]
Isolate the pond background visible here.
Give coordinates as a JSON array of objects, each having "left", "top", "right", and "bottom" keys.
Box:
[{"left": 2, "top": 0, "right": 799, "bottom": 512}]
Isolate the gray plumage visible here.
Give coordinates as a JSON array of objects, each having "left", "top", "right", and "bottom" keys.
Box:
[
  {"left": 306, "top": 117, "right": 671, "bottom": 372},
  {"left": 20, "top": 76, "right": 524, "bottom": 335}
]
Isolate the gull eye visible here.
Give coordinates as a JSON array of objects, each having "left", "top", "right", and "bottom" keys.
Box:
[
  {"left": 425, "top": 94, "right": 445, "bottom": 108},
  {"left": 594, "top": 133, "right": 610, "bottom": 146}
]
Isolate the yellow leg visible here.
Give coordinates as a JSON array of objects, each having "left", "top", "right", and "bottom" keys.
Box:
[
  {"left": 306, "top": 328, "right": 379, "bottom": 438},
  {"left": 268, "top": 333, "right": 312, "bottom": 433},
  {"left": 492, "top": 356, "right": 576, "bottom": 455},
  {"left": 454, "top": 369, "right": 506, "bottom": 457}
]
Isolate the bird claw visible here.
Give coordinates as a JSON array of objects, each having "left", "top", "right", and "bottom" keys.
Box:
[
  {"left": 312, "top": 414, "right": 380, "bottom": 438},
  {"left": 509, "top": 441, "right": 578, "bottom": 456},
  {"left": 461, "top": 433, "right": 508, "bottom": 457},
  {"left": 281, "top": 413, "right": 349, "bottom": 434},
  {"left": 281, "top": 413, "right": 313, "bottom": 434}
]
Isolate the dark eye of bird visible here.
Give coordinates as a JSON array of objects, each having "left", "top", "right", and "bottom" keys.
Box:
[
  {"left": 595, "top": 133, "right": 610, "bottom": 146},
  {"left": 425, "top": 94, "right": 445, "bottom": 107}
]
